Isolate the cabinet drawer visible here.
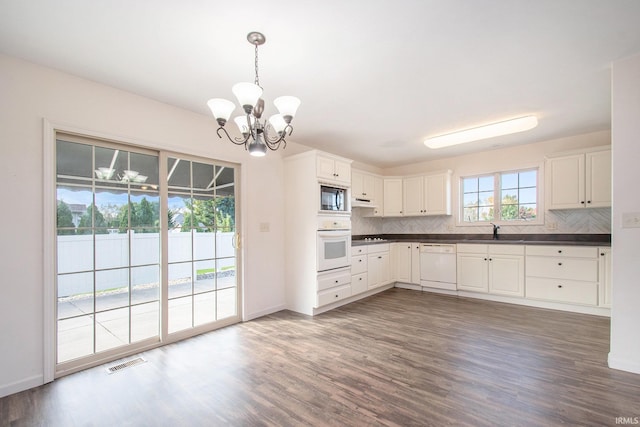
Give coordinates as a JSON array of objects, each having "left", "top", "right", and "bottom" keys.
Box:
[
  {"left": 367, "top": 243, "right": 390, "bottom": 253},
  {"left": 351, "top": 255, "right": 367, "bottom": 275},
  {"left": 351, "top": 246, "right": 368, "bottom": 256},
  {"left": 351, "top": 273, "right": 368, "bottom": 295},
  {"left": 525, "top": 245, "right": 598, "bottom": 258},
  {"left": 317, "top": 284, "right": 351, "bottom": 307},
  {"left": 317, "top": 269, "right": 351, "bottom": 291},
  {"left": 526, "top": 256, "right": 597, "bottom": 282},
  {"left": 526, "top": 277, "right": 597, "bottom": 306}
]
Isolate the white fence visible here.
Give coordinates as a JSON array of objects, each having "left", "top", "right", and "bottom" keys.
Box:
[{"left": 57, "top": 231, "right": 235, "bottom": 297}]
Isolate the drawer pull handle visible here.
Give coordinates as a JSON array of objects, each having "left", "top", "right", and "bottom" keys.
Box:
[
  {"left": 484, "top": 258, "right": 488, "bottom": 261},
  {"left": 489, "top": 258, "right": 492, "bottom": 261},
  {"left": 378, "top": 256, "right": 382, "bottom": 259},
  {"left": 558, "top": 285, "right": 563, "bottom": 288},
  {"left": 359, "top": 259, "right": 362, "bottom": 262},
  {"left": 335, "top": 280, "right": 339, "bottom": 283},
  {"left": 335, "top": 294, "right": 339, "bottom": 298},
  {"left": 558, "top": 262, "right": 562, "bottom": 266},
  {"left": 558, "top": 250, "right": 562, "bottom": 253}
]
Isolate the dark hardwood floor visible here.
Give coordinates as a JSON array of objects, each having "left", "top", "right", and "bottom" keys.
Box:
[{"left": 2, "top": 289, "right": 639, "bottom": 426}]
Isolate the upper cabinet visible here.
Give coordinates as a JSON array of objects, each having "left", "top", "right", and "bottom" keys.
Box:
[
  {"left": 383, "top": 178, "right": 403, "bottom": 216},
  {"left": 546, "top": 148, "right": 611, "bottom": 210},
  {"left": 317, "top": 154, "right": 351, "bottom": 186},
  {"left": 352, "top": 170, "right": 384, "bottom": 216},
  {"left": 403, "top": 171, "right": 452, "bottom": 216}
]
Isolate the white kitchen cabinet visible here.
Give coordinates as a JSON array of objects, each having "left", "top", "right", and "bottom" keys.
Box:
[
  {"left": 372, "top": 175, "right": 384, "bottom": 217},
  {"left": 525, "top": 245, "right": 599, "bottom": 306},
  {"left": 317, "top": 154, "right": 351, "bottom": 185},
  {"left": 352, "top": 170, "right": 384, "bottom": 217},
  {"left": 598, "top": 247, "right": 612, "bottom": 308},
  {"left": 367, "top": 244, "right": 391, "bottom": 289},
  {"left": 402, "top": 171, "right": 452, "bottom": 216},
  {"left": 457, "top": 244, "right": 524, "bottom": 296},
  {"left": 394, "top": 242, "right": 420, "bottom": 284},
  {"left": 383, "top": 178, "right": 403, "bottom": 216},
  {"left": 316, "top": 267, "right": 352, "bottom": 307},
  {"left": 546, "top": 148, "right": 611, "bottom": 209}
]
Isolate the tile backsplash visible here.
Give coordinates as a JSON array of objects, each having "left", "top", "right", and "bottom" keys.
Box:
[{"left": 351, "top": 207, "right": 611, "bottom": 236}]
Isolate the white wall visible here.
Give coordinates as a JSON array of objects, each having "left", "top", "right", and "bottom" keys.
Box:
[
  {"left": 609, "top": 53, "right": 640, "bottom": 374},
  {"left": 0, "top": 54, "right": 287, "bottom": 397}
]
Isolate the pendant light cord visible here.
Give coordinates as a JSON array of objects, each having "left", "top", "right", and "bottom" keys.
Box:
[{"left": 254, "top": 43, "right": 260, "bottom": 88}]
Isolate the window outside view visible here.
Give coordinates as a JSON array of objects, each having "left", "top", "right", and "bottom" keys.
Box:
[{"left": 55, "top": 139, "right": 237, "bottom": 365}]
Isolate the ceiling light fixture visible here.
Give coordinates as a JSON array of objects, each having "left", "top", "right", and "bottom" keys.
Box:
[
  {"left": 207, "top": 32, "right": 301, "bottom": 157},
  {"left": 424, "top": 116, "right": 538, "bottom": 149}
]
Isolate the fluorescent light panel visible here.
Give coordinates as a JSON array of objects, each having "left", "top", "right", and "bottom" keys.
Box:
[{"left": 424, "top": 116, "right": 538, "bottom": 149}]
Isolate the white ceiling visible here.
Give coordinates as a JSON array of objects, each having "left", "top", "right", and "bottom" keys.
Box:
[{"left": 2, "top": 0, "right": 640, "bottom": 167}]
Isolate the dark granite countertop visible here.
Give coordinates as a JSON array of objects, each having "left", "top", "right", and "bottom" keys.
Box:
[{"left": 352, "top": 234, "right": 611, "bottom": 247}]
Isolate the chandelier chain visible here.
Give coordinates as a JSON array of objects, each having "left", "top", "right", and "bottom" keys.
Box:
[{"left": 254, "top": 43, "right": 260, "bottom": 87}]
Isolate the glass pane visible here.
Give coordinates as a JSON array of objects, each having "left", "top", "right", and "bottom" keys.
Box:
[
  {"left": 194, "top": 292, "right": 216, "bottom": 326},
  {"left": 58, "top": 272, "right": 94, "bottom": 319},
  {"left": 479, "top": 176, "right": 494, "bottom": 192},
  {"left": 194, "top": 260, "right": 216, "bottom": 293},
  {"left": 94, "top": 146, "right": 128, "bottom": 188},
  {"left": 131, "top": 228, "right": 160, "bottom": 266},
  {"left": 168, "top": 262, "right": 192, "bottom": 299},
  {"left": 216, "top": 166, "right": 235, "bottom": 196},
  {"left": 463, "top": 193, "right": 478, "bottom": 207},
  {"left": 215, "top": 196, "right": 235, "bottom": 232},
  {"left": 217, "top": 287, "right": 237, "bottom": 320},
  {"left": 168, "top": 158, "right": 191, "bottom": 188},
  {"left": 463, "top": 177, "right": 478, "bottom": 193},
  {"left": 463, "top": 207, "right": 478, "bottom": 222},
  {"left": 519, "top": 203, "right": 537, "bottom": 220},
  {"left": 57, "top": 233, "right": 93, "bottom": 274},
  {"left": 94, "top": 188, "right": 128, "bottom": 232},
  {"left": 168, "top": 192, "right": 193, "bottom": 232},
  {"left": 130, "top": 191, "right": 160, "bottom": 231},
  {"left": 520, "top": 170, "right": 537, "bottom": 187},
  {"left": 96, "top": 308, "right": 129, "bottom": 352},
  {"left": 95, "top": 232, "right": 128, "bottom": 270},
  {"left": 95, "top": 268, "right": 129, "bottom": 312},
  {"left": 216, "top": 231, "right": 235, "bottom": 259},
  {"left": 130, "top": 152, "right": 159, "bottom": 187},
  {"left": 57, "top": 315, "right": 93, "bottom": 363},
  {"left": 217, "top": 258, "right": 236, "bottom": 291},
  {"left": 501, "top": 173, "right": 518, "bottom": 189},
  {"left": 168, "top": 296, "right": 193, "bottom": 333},
  {"left": 131, "top": 302, "right": 159, "bottom": 342},
  {"left": 192, "top": 162, "right": 214, "bottom": 191},
  {"left": 194, "top": 228, "right": 215, "bottom": 261},
  {"left": 192, "top": 196, "right": 216, "bottom": 232},
  {"left": 131, "top": 265, "right": 160, "bottom": 305},
  {"left": 501, "top": 189, "right": 518, "bottom": 203},
  {"left": 479, "top": 191, "right": 494, "bottom": 206},
  {"left": 519, "top": 187, "right": 537, "bottom": 204},
  {"left": 57, "top": 140, "right": 92, "bottom": 179},
  {"left": 479, "top": 206, "right": 493, "bottom": 221},
  {"left": 57, "top": 186, "right": 93, "bottom": 231},
  {"left": 501, "top": 203, "right": 520, "bottom": 220}
]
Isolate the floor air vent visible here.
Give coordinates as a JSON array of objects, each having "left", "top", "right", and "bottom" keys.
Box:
[{"left": 106, "top": 357, "right": 147, "bottom": 374}]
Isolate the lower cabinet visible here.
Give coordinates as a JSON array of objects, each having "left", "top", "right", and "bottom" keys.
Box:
[
  {"left": 525, "top": 245, "right": 599, "bottom": 306},
  {"left": 456, "top": 244, "right": 525, "bottom": 296},
  {"left": 598, "top": 247, "right": 611, "bottom": 308},
  {"left": 316, "top": 267, "right": 351, "bottom": 308},
  {"left": 367, "top": 244, "right": 392, "bottom": 289},
  {"left": 393, "top": 242, "right": 420, "bottom": 284}
]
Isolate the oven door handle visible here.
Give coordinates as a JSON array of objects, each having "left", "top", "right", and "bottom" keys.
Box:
[{"left": 318, "top": 231, "right": 350, "bottom": 238}]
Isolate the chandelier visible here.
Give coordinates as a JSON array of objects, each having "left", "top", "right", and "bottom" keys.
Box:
[{"left": 207, "top": 32, "right": 301, "bottom": 157}]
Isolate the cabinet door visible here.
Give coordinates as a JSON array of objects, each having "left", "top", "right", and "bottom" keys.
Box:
[
  {"left": 351, "top": 170, "right": 365, "bottom": 198},
  {"left": 457, "top": 253, "right": 488, "bottom": 292},
  {"left": 383, "top": 179, "right": 403, "bottom": 216},
  {"left": 362, "top": 173, "right": 375, "bottom": 199},
  {"left": 372, "top": 176, "right": 384, "bottom": 216},
  {"left": 424, "top": 173, "right": 451, "bottom": 215},
  {"left": 598, "top": 247, "right": 612, "bottom": 307},
  {"left": 586, "top": 150, "right": 611, "bottom": 208},
  {"left": 334, "top": 160, "right": 351, "bottom": 185},
  {"left": 547, "top": 154, "right": 585, "bottom": 209},
  {"left": 395, "top": 243, "right": 412, "bottom": 283},
  {"left": 368, "top": 252, "right": 390, "bottom": 289},
  {"left": 489, "top": 255, "right": 524, "bottom": 297},
  {"left": 403, "top": 176, "right": 423, "bottom": 216},
  {"left": 317, "top": 156, "right": 336, "bottom": 181},
  {"left": 379, "top": 252, "right": 391, "bottom": 285},
  {"left": 411, "top": 243, "right": 421, "bottom": 284}
]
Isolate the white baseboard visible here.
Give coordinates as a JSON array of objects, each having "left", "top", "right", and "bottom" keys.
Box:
[
  {"left": 0, "top": 374, "right": 43, "bottom": 399},
  {"left": 243, "top": 303, "right": 287, "bottom": 321},
  {"left": 608, "top": 353, "right": 640, "bottom": 375}
]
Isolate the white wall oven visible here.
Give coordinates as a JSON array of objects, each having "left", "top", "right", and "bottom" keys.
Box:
[
  {"left": 319, "top": 184, "right": 349, "bottom": 214},
  {"left": 317, "top": 217, "right": 351, "bottom": 272}
]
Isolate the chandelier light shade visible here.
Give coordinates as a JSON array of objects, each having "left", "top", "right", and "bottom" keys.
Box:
[
  {"left": 208, "top": 32, "right": 300, "bottom": 156},
  {"left": 424, "top": 115, "right": 538, "bottom": 149}
]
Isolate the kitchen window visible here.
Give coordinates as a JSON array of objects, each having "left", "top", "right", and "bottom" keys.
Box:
[{"left": 461, "top": 168, "right": 538, "bottom": 223}]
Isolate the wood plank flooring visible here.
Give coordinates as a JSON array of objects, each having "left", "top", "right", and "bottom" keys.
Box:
[{"left": 2, "top": 289, "right": 639, "bottom": 426}]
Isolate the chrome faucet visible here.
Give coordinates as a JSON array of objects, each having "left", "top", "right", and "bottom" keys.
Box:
[{"left": 490, "top": 223, "right": 500, "bottom": 240}]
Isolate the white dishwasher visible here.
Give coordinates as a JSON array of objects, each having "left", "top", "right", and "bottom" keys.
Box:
[{"left": 420, "top": 244, "right": 457, "bottom": 291}]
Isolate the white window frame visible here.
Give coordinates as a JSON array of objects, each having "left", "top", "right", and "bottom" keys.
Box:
[{"left": 458, "top": 166, "right": 543, "bottom": 226}]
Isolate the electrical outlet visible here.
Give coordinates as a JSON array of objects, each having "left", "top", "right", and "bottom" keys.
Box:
[
  {"left": 259, "top": 222, "right": 270, "bottom": 232},
  {"left": 622, "top": 212, "right": 640, "bottom": 228},
  {"left": 546, "top": 221, "right": 558, "bottom": 230},
  {"left": 447, "top": 224, "right": 455, "bottom": 232}
]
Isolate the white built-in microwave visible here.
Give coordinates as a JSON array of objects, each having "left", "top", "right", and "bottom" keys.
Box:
[{"left": 319, "top": 184, "right": 349, "bottom": 213}]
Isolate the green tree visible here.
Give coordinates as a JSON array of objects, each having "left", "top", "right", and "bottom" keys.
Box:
[
  {"left": 57, "top": 201, "right": 75, "bottom": 235},
  {"left": 500, "top": 194, "right": 519, "bottom": 220},
  {"left": 77, "top": 203, "right": 107, "bottom": 234},
  {"left": 136, "top": 197, "right": 155, "bottom": 231}
]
